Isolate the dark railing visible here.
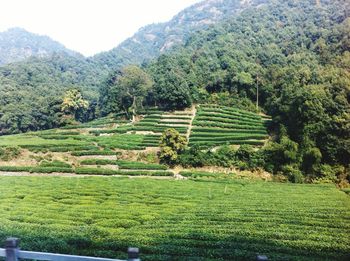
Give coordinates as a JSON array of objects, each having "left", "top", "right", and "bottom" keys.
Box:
[
  {"left": 0, "top": 238, "right": 140, "bottom": 261},
  {"left": 0, "top": 237, "right": 269, "bottom": 261}
]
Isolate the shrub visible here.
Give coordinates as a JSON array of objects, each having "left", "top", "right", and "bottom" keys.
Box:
[
  {"left": 71, "top": 151, "right": 116, "bottom": 156},
  {"left": 40, "top": 160, "right": 71, "bottom": 168},
  {"left": 75, "top": 168, "right": 118, "bottom": 175},
  {"left": 159, "top": 129, "right": 187, "bottom": 165},
  {"left": 282, "top": 165, "right": 304, "bottom": 183},
  {"left": 0, "top": 146, "right": 21, "bottom": 161}
]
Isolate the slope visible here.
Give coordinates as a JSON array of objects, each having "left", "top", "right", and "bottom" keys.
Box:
[
  {"left": 91, "top": 0, "right": 268, "bottom": 69},
  {"left": 0, "top": 27, "right": 82, "bottom": 65}
]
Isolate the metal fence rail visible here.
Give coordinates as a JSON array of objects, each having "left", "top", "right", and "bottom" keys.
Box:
[
  {"left": 0, "top": 237, "right": 269, "bottom": 261},
  {"left": 0, "top": 238, "right": 140, "bottom": 261}
]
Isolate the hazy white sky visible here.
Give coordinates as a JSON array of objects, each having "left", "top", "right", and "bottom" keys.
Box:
[{"left": 0, "top": 0, "right": 201, "bottom": 56}]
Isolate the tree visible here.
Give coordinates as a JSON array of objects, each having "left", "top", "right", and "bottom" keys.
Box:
[
  {"left": 99, "top": 66, "right": 152, "bottom": 120},
  {"left": 159, "top": 128, "right": 187, "bottom": 165},
  {"left": 150, "top": 55, "right": 192, "bottom": 110},
  {"left": 61, "top": 89, "right": 89, "bottom": 121}
]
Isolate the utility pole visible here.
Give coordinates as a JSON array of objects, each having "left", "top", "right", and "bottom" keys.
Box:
[{"left": 256, "top": 74, "right": 259, "bottom": 112}]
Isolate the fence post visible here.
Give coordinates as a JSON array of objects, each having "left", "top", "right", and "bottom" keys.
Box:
[
  {"left": 127, "top": 247, "right": 140, "bottom": 261},
  {"left": 256, "top": 255, "right": 268, "bottom": 261},
  {"left": 5, "top": 238, "right": 19, "bottom": 261}
]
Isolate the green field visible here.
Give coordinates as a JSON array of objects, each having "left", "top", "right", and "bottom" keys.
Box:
[{"left": 0, "top": 177, "right": 348, "bottom": 261}]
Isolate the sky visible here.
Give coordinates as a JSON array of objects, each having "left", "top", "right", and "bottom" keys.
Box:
[{"left": 0, "top": 0, "right": 201, "bottom": 56}]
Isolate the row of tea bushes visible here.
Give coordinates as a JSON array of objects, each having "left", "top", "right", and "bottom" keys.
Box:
[{"left": 190, "top": 105, "right": 268, "bottom": 148}]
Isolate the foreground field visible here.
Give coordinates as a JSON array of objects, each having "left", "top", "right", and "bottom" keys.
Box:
[{"left": 0, "top": 177, "right": 348, "bottom": 260}]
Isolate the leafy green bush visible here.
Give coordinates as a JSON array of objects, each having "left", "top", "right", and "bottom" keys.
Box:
[
  {"left": 179, "top": 171, "right": 227, "bottom": 179},
  {"left": 40, "top": 160, "right": 71, "bottom": 168},
  {"left": 0, "top": 166, "right": 31, "bottom": 172},
  {"left": 29, "top": 167, "right": 74, "bottom": 173},
  {"left": 71, "top": 151, "right": 116, "bottom": 156},
  {"left": 80, "top": 159, "right": 117, "bottom": 165},
  {"left": 0, "top": 146, "right": 21, "bottom": 161},
  {"left": 116, "top": 161, "right": 167, "bottom": 170},
  {"left": 282, "top": 165, "right": 304, "bottom": 184},
  {"left": 75, "top": 167, "right": 118, "bottom": 175}
]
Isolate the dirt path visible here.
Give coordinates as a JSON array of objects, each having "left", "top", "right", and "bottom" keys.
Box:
[{"left": 186, "top": 105, "right": 197, "bottom": 140}]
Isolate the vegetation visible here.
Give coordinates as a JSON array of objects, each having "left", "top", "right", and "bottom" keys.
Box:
[
  {"left": 159, "top": 128, "right": 187, "bottom": 165},
  {"left": 0, "top": 177, "right": 348, "bottom": 260}
]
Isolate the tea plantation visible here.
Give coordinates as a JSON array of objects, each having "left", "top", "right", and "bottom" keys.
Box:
[
  {"left": 0, "top": 177, "right": 348, "bottom": 261},
  {"left": 0, "top": 105, "right": 269, "bottom": 175}
]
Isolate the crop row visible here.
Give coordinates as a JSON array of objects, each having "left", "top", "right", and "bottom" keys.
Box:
[
  {"left": 71, "top": 150, "right": 116, "bottom": 156},
  {"left": 0, "top": 166, "right": 171, "bottom": 176},
  {"left": 80, "top": 159, "right": 167, "bottom": 170},
  {"left": 190, "top": 131, "right": 267, "bottom": 137},
  {"left": 179, "top": 171, "right": 230, "bottom": 179},
  {"left": 195, "top": 113, "right": 263, "bottom": 125},
  {"left": 0, "top": 166, "right": 74, "bottom": 173},
  {"left": 190, "top": 134, "right": 267, "bottom": 142},
  {"left": 200, "top": 105, "right": 261, "bottom": 119},
  {"left": 193, "top": 120, "right": 266, "bottom": 131},
  {"left": 191, "top": 127, "right": 267, "bottom": 135},
  {"left": 75, "top": 167, "right": 173, "bottom": 176},
  {"left": 190, "top": 140, "right": 265, "bottom": 147}
]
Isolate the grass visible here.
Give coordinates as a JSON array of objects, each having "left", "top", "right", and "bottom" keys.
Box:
[{"left": 0, "top": 177, "right": 347, "bottom": 260}]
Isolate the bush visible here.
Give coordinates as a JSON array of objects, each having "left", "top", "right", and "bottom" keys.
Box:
[
  {"left": 0, "top": 146, "right": 21, "bottom": 161},
  {"left": 282, "top": 165, "right": 304, "bottom": 183},
  {"left": 0, "top": 166, "right": 31, "bottom": 172},
  {"left": 75, "top": 167, "right": 118, "bottom": 175},
  {"left": 29, "top": 167, "right": 74, "bottom": 173},
  {"left": 71, "top": 151, "right": 116, "bottom": 156},
  {"left": 40, "top": 160, "right": 71, "bottom": 168},
  {"left": 116, "top": 161, "right": 167, "bottom": 170}
]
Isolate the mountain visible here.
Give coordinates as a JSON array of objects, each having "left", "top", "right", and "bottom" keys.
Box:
[
  {"left": 92, "top": 0, "right": 267, "bottom": 69},
  {"left": 0, "top": 27, "right": 82, "bottom": 65}
]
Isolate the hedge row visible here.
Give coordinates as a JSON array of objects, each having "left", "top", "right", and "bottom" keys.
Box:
[
  {"left": 190, "top": 140, "right": 265, "bottom": 147},
  {"left": 189, "top": 134, "right": 268, "bottom": 142},
  {"left": 199, "top": 109, "right": 260, "bottom": 121},
  {"left": 40, "top": 160, "right": 71, "bottom": 168},
  {"left": 191, "top": 128, "right": 267, "bottom": 135},
  {"left": 80, "top": 159, "right": 167, "bottom": 170},
  {"left": 179, "top": 171, "right": 228, "bottom": 178},
  {"left": 75, "top": 167, "right": 173, "bottom": 176},
  {"left": 117, "top": 161, "right": 167, "bottom": 170},
  {"left": 195, "top": 113, "right": 263, "bottom": 125},
  {"left": 190, "top": 131, "right": 267, "bottom": 137},
  {"left": 0, "top": 166, "right": 74, "bottom": 173},
  {"left": 71, "top": 150, "right": 116, "bottom": 156},
  {"left": 201, "top": 105, "right": 260, "bottom": 119},
  {"left": 193, "top": 121, "right": 266, "bottom": 130},
  {"left": 38, "top": 131, "right": 80, "bottom": 136},
  {"left": 157, "top": 121, "right": 190, "bottom": 125},
  {"left": 161, "top": 116, "right": 192, "bottom": 120}
]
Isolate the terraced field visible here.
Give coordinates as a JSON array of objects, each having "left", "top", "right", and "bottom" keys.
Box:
[
  {"left": 190, "top": 105, "right": 269, "bottom": 148},
  {"left": 0, "top": 177, "right": 348, "bottom": 261},
  {"left": 0, "top": 105, "right": 269, "bottom": 175}
]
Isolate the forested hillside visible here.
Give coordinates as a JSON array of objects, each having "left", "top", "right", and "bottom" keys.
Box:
[
  {"left": 0, "top": 54, "right": 107, "bottom": 134},
  {"left": 0, "top": 28, "right": 81, "bottom": 65},
  {"left": 92, "top": 0, "right": 267, "bottom": 69},
  {"left": 100, "top": 0, "right": 350, "bottom": 183}
]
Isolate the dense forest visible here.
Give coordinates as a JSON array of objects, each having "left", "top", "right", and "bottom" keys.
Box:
[{"left": 0, "top": 0, "right": 349, "bottom": 183}]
